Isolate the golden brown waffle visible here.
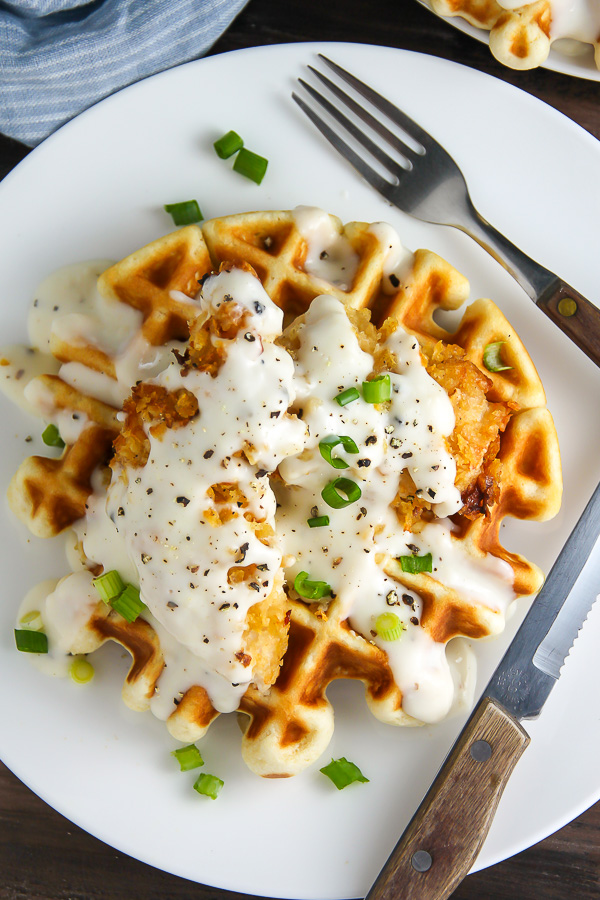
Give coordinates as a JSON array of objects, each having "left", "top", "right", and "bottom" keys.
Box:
[
  {"left": 8, "top": 226, "right": 213, "bottom": 537},
  {"left": 202, "top": 210, "right": 399, "bottom": 323},
  {"left": 7, "top": 209, "right": 562, "bottom": 777},
  {"left": 430, "top": 0, "right": 600, "bottom": 70}
]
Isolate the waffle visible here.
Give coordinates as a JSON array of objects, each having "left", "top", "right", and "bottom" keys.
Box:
[
  {"left": 6, "top": 208, "right": 562, "bottom": 778},
  {"left": 430, "top": 0, "right": 600, "bottom": 70},
  {"left": 8, "top": 226, "right": 213, "bottom": 537}
]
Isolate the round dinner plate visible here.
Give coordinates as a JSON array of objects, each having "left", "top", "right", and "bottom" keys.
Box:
[
  {"left": 417, "top": 0, "right": 600, "bottom": 81},
  {"left": 1, "top": 42, "right": 599, "bottom": 900}
]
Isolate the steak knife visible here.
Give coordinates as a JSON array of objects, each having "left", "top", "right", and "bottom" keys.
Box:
[{"left": 366, "top": 479, "right": 600, "bottom": 900}]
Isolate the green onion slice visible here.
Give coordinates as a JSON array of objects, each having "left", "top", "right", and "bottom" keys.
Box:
[
  {"left": 320, "top": 757, "right": 369, "bottom": 790},
  {"left": 164, "top": 200, "right": 203, "bottom": 226},
  {"left": 482, "top": 341, "right": 512, "bottom": 373},
  {"left": 307, "top": 515, "right": 330, "bottom": 528},
  {"left": 232, "top": 148, "right": 268, "bottom": 185},
  {"left": 193, "top": 773, "right": 224, "bottom": 799},
  {"left": 93, "top": 570, "right": 125, "bottom": 604},
  {"left": 69, "top": 657, "right": 95, "bottom": 684},
  {"left": 321, "top": 476, "right": 362, "bottom": 509},
  {"left": 172, "top": 744, "right": 204, "bottom": 772},
  {"left": 42, "top": 424, "right": 65, "bottom": 448},
  {"left": 399, "top": 552, "right": 433, "bottom": 574},
  {"left": 14, "top": 628, "right": 48, "bottom": 653},
  {"left": 334, "top": 387, "right": 360, "bottom": 407},
  {"left": 294, "top": 571, "right": 332, "bottom": 601},
  {"left": 110, "top": 584, "right": 146, "bottom": 623},
  {"left": 362, "top": 374, "right": 391, "bottom": 403},
  {"left": 213, "top": 130, "right": 243, "bottom": 159},
  {"left": 19, "top": 610, "right": 44, "bottom": 631},
  {"left": 375, "top": 612, "right": 405, "bottom": 642},
  {"left": 319, "top": 434, "right": 359, "bottom": 469}
]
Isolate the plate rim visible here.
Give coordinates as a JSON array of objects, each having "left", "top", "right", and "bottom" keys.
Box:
[{"left": 0, "top": 39, "right": 599, "bottom": 898}]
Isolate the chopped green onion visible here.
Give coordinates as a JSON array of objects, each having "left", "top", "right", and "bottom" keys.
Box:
[
  {"left": 320, "top": 757, "right": 369, "bottom": 790},
  {"left": 294, "top": 571, "right": 332, "bottom": 601},
  {"left": 482, "top": 341, "right": 512, "bottom": 373},
  {"left": 375, "top": 612, "right": 405, "bottom": 642},
  {"left": 193, "top": 773, "right": 224, "bottom": 799},
  {"left": 307, "top": 515, "right": 330, "bottom": 528},
  {"left": 14, "top": 628, "right": 48, "bottom": 654},
  {"left": 362, "top": 374, "right": 391, "bottom": 403},
  {"left": 172, "top": 744, "right": 204, "bottom": 771},
  {"left": 213, "top": 130, "right": 244, "bottom": 159},
  {"left": 110, "top": 584, "right": 146, "bottom": 623},
  {"left": 319, "top": 434, "right": 359, "bottom": 470},
  {"left": 335, "top": 387, "right": 360, "bottom": 407},
  {"left": 321, "top": 476, "right": 362, "bottom": 509},
  {"left": 233, "top": 148, "right": 268, "bottom": 185},
  {"left": 399, "top": 552, "right": 433, "bottom": 574},
  {"left": 164, "top": 200, "right": 203, "bottom": 226},
  {"left": 69, "top": 657, "right": 95, "bottom": 684},
  {"left": 19, "top": 610, "right": 44, "bottom": 631},
  {"left": 42, "top": 424, "right": 65, "bottom": 448},
  {"left": 93, "top": 570, "right": 125, "bottom": 604}
]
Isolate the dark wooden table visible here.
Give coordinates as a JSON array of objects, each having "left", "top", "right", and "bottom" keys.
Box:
[{"left": 1, "top": 2, "right": 599, "bottom": 899}]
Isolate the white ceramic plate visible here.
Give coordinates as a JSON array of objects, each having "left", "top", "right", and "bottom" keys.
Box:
[
  {"left": 1, "top": 43, "right": 599, "bottom": 900},
  {"left": 417, "top": 0, "right": 600, "bottom": 80}
]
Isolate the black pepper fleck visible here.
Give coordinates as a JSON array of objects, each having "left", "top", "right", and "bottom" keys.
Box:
[{"left": 235, "top": 542, "right": 249, "bottom": 563}]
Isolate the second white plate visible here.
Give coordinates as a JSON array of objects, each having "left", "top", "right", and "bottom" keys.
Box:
[{"left": 417, "top": 0, "right": 600, "bottom": 80}]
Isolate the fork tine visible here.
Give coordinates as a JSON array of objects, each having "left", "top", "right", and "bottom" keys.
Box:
[
  {"left": 307, "top": 65, "right": 421, "bottom": 166},
  {"left": 291, "top": 92, "right": 393, "bottom": 197},
  {"left": 297, "top": 78, "right": 406, "bottom": 180},
  {"left": 318, "top": 54, "right": 435, "bottom": 151}
]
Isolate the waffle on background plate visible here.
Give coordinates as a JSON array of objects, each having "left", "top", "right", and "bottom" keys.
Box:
[
  {"left": 430, "top": 0, "right": 600, "bottom": 70},
  {"left": 3, "top": 209, "right": 562, "bottom": 777}
]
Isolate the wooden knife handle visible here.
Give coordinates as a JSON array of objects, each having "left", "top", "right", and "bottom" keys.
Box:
[
  {"left": 536, "top": 279, "right": 600, "bottom": 369},
  {"left": 366, "top": 697, "right": 530, "bottom": 900}
]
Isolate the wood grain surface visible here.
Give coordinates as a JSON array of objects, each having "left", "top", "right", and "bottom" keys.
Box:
[{"left": 1, "top": 1, "right": 599, "bottom": 899}]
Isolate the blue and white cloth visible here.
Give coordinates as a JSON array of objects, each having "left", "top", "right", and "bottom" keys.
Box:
[{"left": 0, "top": 0, "right": 249, "bottom": 146}]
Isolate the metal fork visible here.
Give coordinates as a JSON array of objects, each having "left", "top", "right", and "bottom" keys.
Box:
[{"left": 292, "top": 55, "right": 600, "bottom": 369}]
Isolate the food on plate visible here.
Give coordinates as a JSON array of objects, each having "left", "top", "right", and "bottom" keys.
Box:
[
  {"left": 430, "top": 0, "right": 600, "bottom": 70},
  {"left": 1, "top": 207, "right": 562, "bottom": 777}
]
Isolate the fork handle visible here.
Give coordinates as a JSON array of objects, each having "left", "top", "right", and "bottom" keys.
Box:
[
  {"left": 365, "top": 697, "right": 530, "bottom": 900},
  {"left": 463, "top": 201, "right": 600, "bottom": 369},
  {"left": 535, "top": 279, "right": 600, "bottom": 369}
]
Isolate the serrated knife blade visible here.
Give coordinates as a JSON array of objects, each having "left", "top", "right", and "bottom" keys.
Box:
[
  {"left": 486, "top": 478, "right": 600, "bottom": 718},
  {"left": 366, "top": 480, "right": 600, "bottom": 900}
]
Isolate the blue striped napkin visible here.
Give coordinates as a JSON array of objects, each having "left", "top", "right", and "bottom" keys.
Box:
[{"left": 0, "top": 0, "right": 249, "bottom": 147}]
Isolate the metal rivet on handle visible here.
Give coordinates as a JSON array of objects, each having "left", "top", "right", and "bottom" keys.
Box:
[
  {"left": 470, "top": 739, "right": 492, "bottom": 762},
  {"left": 558, "top": 298, "right": 577, "bottom": 317},
  {"left": 411, "top": 850, "right": 433, "bottom": 872}
]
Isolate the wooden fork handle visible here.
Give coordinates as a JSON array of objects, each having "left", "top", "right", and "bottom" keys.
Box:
[
  {"left": 366, "top": 697, "right": 530, "bottom": 900},
  {"left": 535, "top": 279, "right": 600, "bottom": 369}
]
